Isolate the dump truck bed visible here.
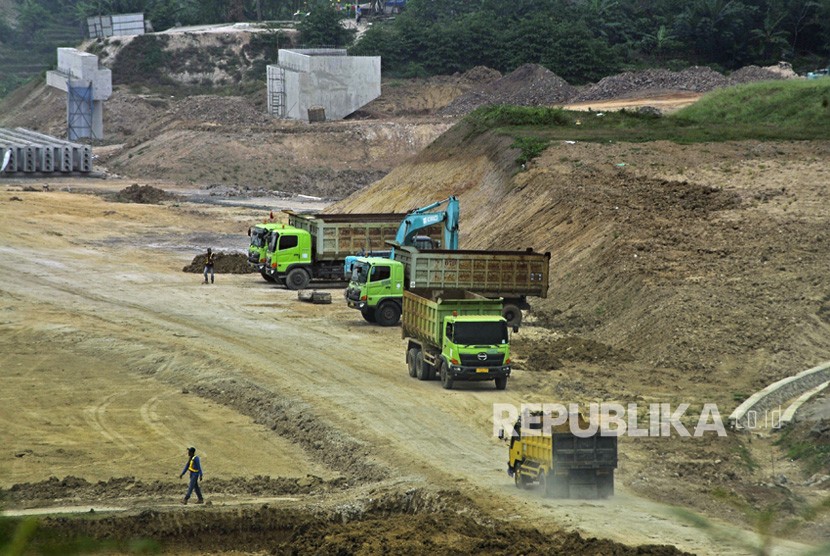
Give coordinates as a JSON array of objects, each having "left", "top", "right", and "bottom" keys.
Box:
[
  {"left": 285, "top": 211, "right": 407, "bottom": 260},
  {"left": 401, "top": 288, "right": 503, "bottom": 348},
  {"left": 393, "top": 244, "right": 551, "bottom": 299}
]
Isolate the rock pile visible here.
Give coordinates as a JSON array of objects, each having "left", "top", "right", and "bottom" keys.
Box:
[
  {"left": 441, "top": 62, "right": 798, "bottom": 115},
  {"left": 571, "top": 67, "right": 729, "bottom": 103},
  {"left": 439, "top": 64, "right": 576, "bottom": 116}
]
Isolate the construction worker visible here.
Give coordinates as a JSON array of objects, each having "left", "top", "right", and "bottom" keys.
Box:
[
  {"left": 180, "top": 446, "right": 204, "bottom": 504},
  {"left": 203, "top": 248, "right": 215, "bottom": 284}
]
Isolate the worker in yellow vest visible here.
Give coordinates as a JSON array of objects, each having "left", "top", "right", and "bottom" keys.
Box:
[
  {"left": 180, "top": 446, "right": 204, "bottom": 504},
  {"left": 203, "top": 248, "right": 215, "bottom": 284}
]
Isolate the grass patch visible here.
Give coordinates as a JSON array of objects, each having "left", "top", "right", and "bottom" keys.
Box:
[
  {"left": 511, "top": 136, "right": 551, "bottom": 167},
  {"left": 461, "top": 80, "right": 830, "bottom": 145},
  {"left": 733, "top": 441, "right": 760, "bottom": 472},
  {"left": 775, "top": 426, "right": 830, "bottom": 476}
]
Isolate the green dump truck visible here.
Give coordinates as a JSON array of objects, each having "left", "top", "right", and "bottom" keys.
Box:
[
  {"left": 346, "top": 244, "right": 550, "bottom": 327},
  {"left": 247, "top": 221, "right": 283, "bottom": 282},
  {"left": 402, "top": 289, "right": 511, "bottom": 390},
  {"left": 263, "top": 212, "right": 438, "bottom": 290}
]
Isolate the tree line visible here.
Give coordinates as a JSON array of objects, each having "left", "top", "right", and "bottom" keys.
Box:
[{"left": 2, "top": 0, "right": 829, "bottom": 86}]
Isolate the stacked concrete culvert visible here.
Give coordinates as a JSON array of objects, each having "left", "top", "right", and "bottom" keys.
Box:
[{"left": 0, "top": 128, "right": 92, "bottom": 174}]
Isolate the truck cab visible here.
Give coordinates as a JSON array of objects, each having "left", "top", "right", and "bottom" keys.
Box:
[
  {"left": 402, "top": 289, "right": 511, "bottom": 390},
  {"left": 263, "top": 225, "right": 314, "bottom": 289},
  {"left": 248, "top": 222, "right": 282, "bottom": 281},
  {"left": 345, "top": 257, "right": 404, "bottom": 326},
  {"left": 437, "top": 314, "right": 511, "bottom": 389}
]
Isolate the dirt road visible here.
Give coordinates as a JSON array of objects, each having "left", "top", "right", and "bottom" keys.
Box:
[{"left": 0, "top": 181, "right": 816, "bottom": 554}]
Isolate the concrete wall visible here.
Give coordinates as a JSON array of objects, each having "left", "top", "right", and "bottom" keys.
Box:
[
  {"left": 274, "top": 49, "right": 380, "bottom": 121},
  {"left": 729, "top": 361, "right": 830, "bottom": 429}
]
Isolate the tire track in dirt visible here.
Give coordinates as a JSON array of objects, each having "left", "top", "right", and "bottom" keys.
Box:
[
  {"left": 84, "top": 393, "right": 137, "bottom": 452},
  {"left": 0, "top": 243, "right": 814, "bottom": 555}
]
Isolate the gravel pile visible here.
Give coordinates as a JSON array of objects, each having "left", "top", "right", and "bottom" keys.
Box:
[
  {"left": 727, "top": 65, "right": 787, "bottom": 85},
  {"left": 571, "top": 67, "right": 729, "bottom": 102},
  {"left": 440, "top": 64, "right": 576, "bottom": 116}
]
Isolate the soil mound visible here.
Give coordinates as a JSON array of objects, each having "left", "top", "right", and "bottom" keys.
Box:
[
  {"left": 515, "top": 336, "right": 627, "bottom": 371},
  {"left": 171, "top": 94, "right": 266, "bottom": 126},
  {"left": 113, "top": 184, "right": 178, "bottom": 204},
  {"left": 30, "top": 489, "right": 690, "bottom": 556},
  {"left": 182, "top": 252, "right": 252, "bottom": 274},
  {"left": 459, "top": 65, "right": 503, "bottom": 83},
  {"left": 440, "top": 64, "right": 576, "bottom": 115}
]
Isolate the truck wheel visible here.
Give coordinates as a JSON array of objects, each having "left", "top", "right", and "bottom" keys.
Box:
[
  {"left": 285, "top": 268, "right": 310, "bottom": 290},
  {"left": 260, "top": 270, "right": 275, "bottom": 283},
  {"left": 502, "top": 304, "right": 522, "bottom": 328},
  {"left": 375, "top": 301, "right": 401, "bottom": 327},
  {"left": 440, "top": 360, "right": 454, "bottom": 390},
  {"left": 407, "top": 348, "right": 418, "bottom": 377},
  {"left": 494, "top": 376, "right": 508, "bottom": 390},
  {"left": 415, "top": 352, "right": 430, "bottom": 381},
  {"left": 361, "top": 307, "right": 376, "bottom": 323}
]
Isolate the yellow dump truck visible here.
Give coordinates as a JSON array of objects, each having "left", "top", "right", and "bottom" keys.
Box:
[{"left": 504, "top": 416, "right": 617, "bottom": 498}]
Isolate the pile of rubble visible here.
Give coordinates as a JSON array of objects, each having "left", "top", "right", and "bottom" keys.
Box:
[
  {"left": 439, "top": 64, "right": 576, "bottom": 116},
  {"left": 441, "top": 62, "right": 797, "bottom": 115},
  {"left": 571, "top": 66, "right": 730, "bottom": 102}
]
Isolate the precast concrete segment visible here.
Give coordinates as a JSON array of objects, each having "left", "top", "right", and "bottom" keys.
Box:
[
  {"left": 269, "top": 48, "right": 381, "bottom": 121},
  {"left": 729, "top": 361, "right": 830, "bottom": 429},
  {"left": 45, "top": 48, "right": 112, "bottom": 139},
  {"left": 0, "top": 128, "right": 92, "bottom": 174}
]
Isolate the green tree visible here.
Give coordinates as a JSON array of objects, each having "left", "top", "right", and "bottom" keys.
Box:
[{"left": 297, "top": 4, "right": 355, "bottom": 47}]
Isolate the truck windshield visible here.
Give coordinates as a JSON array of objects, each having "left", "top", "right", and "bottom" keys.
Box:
[
  {"left": 250, "top": 228, "right": 268, "bottom": 248},
  {"left": 351, "top": 262, "right": 370, "bottom": 284},
  {"left": 453, "top": 321, "right": 508, "bottom": 346}
]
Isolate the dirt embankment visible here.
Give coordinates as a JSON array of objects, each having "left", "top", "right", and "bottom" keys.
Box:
[
  {"left": 21, "top": 489, "right": 689, "bottom": 555},
  {"left": 331, "top": 127, "right": 830, "bottom": 528}
]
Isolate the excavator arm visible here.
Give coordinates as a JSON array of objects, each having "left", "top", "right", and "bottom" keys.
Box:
[{"left": 394, "top": 195, "right": 459, "bottom": 252}]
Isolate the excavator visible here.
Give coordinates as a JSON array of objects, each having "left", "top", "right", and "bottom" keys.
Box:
[{"left": 343, "top": 195, "right": 460, "bottom": 278}]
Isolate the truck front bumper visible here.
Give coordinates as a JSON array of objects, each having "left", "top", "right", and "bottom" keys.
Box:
[
  {"left": 347, "top": 300, "right": 366, "bottom": 310},
  {"left": 449, "top": 365, "right": 511, "bottom": 381}
]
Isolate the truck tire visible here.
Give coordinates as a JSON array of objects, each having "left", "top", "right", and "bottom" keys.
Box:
[
  {"left": 440, "top": 360, "right": 454, "bottom": 390},
  {"left": 494, "top": 376, "right": 508, "bottom": 390},
  {"left": 375, "top": 301, "right": 401, "bottom": 327},
  {"left": 260, "top": 270, "right": 275, "bottom": 283},
  {"left": 285, "top": 267, "right": 310, "bottom": 290},
  {"left": 502, "top": 304, "right": 522, "bottom": 328},
  {"left": 407, "top": 348, "right": 418, "bottom": 378},
  {"left": 415, "top": 351, "right": 430, "bottom": 381},
  {"left": 361, "top": 307, "right": 376, "bottom": 322}
]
